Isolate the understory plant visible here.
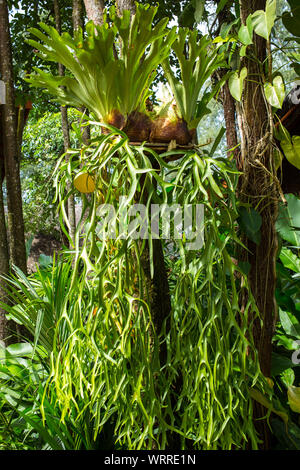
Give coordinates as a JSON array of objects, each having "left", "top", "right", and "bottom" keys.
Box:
[{"left": 0, "top": 259, "right": 119, "bottom": 450}]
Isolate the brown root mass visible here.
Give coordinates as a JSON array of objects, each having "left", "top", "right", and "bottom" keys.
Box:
[
  {"left": 123, "top": 111, "right": 152, "bottom": 142},
  {"left": 150, "top": 117, "right": 191, "bottom": 145},
  {"left": 104, "top": 109, "right": 126, "bottom": 132},
  {"left": 102, "top": 111, "right": 195, "bottom": 146}
]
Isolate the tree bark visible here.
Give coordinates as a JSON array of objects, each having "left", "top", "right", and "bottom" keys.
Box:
[
  {"left": 116, "top": 0, "right": 136, "bottom": 16},
  {"left": 213, "top": 1, "right": 239, "bottom": 163},
  {"left": 222, "top": 79, "right": 239, "bottom": 162},
  {"left": 73, "top": 0, "right": 83, "bottom": 31},
  {"left": 0, "top": 0, "right": 27, "bottom": 274},
  {"left": 54, "top": 0, "right": 76, "bottom": 247},
  {"left": 239, "top": 0, "right": 277, "bottom": 377},
  {"left": 73, "top": 0, "right": 91, "bottom": 145},
  {"left": 83, "top": 0, "right": 104, "bottom": 25},
  {"left": 0, "top": 156, "right": 10, "bottom": 344},
  {"left": 239, "top": 0, "right": 279, "bottom": 449}
]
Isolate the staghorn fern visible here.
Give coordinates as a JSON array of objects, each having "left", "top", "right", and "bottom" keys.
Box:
[
  {"left": 162, "top": 29, "right": 228, "bottom": 131},
  {"left": 26, "top": 4, "right": 176, "bottom": 123}
]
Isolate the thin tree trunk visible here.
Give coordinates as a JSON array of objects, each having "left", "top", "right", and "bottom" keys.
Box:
[
  {"left": 0, "top": 159, "right": 10, "bottom": 344},
  {"left": 0, "top": 0, "right": 27, "bottom": 274},
  {"left": 73, "top": 0, "right": 91, "bottom": 145},
  {"left": 73, "top": 0, "right": 83, "bottom": 31},
  {"left": 54, "top": 0, "right": 76, "bottom": 247},
  {"left": 222, "top": 79, "right": 239, "bottom": 161},
  {"left": 214, "top": 1, "right": 239, "bottom": 163}
]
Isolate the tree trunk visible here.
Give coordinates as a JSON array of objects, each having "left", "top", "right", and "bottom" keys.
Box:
[
  {"left": 239, "top": 0, "right": 277, "bottom": 377},
  {"left": 214, "top": 1, "right": 239, "bottom": 163},
  {"left": 83, "top": 0, "right": 104, "bottom": 25},
  {"left": 54, "top": 0, "right": 76, "bottom": 247},
  {"left": 239, "top": 0, "right": 279, "bottom": 449},
  {"left": 0, "top": 0, "right": 27, "bottom": 274},
  {"left": 222, "top": 79, "right": 239, "bottom": 162},
  {"left": 73, "top": 0, "right": 83, "bottom": 31},
  {"left": 116, "top": 0, "right": 136, "bottom": 16},
  {"left": 0, "top": 158, "right": 10, "bottom": 344},
  {"left": 73, "top": 0, "right": 91, "bottom": 145}
]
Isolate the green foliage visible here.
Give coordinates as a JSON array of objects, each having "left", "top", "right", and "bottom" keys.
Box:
[
  {"left": 162, "top": 29, "right": 226, "bottom": 129},
  {"left": 0, "top": 260, "right": 117, "bottom": 450},
  {"left": 238, "top": 16, "right": 254, "bottom": 46},
  {"left": 0, "top": 125, "right": 272, "bottom": 449},
  {"left": 276, "top": 194, "right": 300, "bottom": 246},
  {"left": 45, "top": 126, "right": 270, "bottom": 450},
  {"left": 237, "top": 206, "right": 262, "bottom": 245},
  {"left": 280, "top": 136, "right": 300, "bottom": 171},
  {"left": 8, "top": 0, "right": 73, "bottom": 116},
  {"left": 251, "top": 0, "right": 277, "bottom": 40},
  {"left": 228, "top": 67, "right": 247, "bottom": 102},
  {"left": 264, "top": 75, "right": 285, "bottom": 109},
  {"left": 271, "top": 194, "right": 300, "bottom": 448},
  {"left": 219, "top": 0, "right": 290, "bottom": 110},
  {"left": 21, "top": 109, "right": 79, "bottom": 236},
  {"left": 282, "top": 0, "right": 300, "bottom": 38},
  {"left": 27, "top": 4, "right": 176, "bottom": 122}
]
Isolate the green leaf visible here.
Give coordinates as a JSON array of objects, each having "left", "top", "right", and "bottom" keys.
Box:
[
  {"left": 194, "top": 0, "right": 205, "bottom": 23},
  {"left": 271, "top": 352, "right": 295, "bottom": 376},
  {"left": 220, "top": 18, "right": 239, "bottom": 39},
  {"left": 288, "top": 386, "right": 300, "bottom": 413},
  {"left": 6, "top": 343, "right": 33, "bottom": 357},
  {"left": 276, "top": 194, "right": 300, "bottom": 246},
  {"left": 275, "top": 334, "right": 300, "bottom": 351},
  {"left": 251, "top": 0, "right": 277, "bottom": 40},
  {"left": 228, "top": 67, "right": 247, "bottom": 102},
  {"left": 271, "top": 418, "right": 300, "bottom": 450},
  {"left": 281, "top": 368, "right": 295, "bottom": 387},
  {"left": 238, "top": 15, "right": 254, "bottom": 46},
  {"left": 264, "top": 75, "right": 285, "bottom": 109},
  {"left": 279, "top": 247, "right": 300, "bottom": 273},
  {"left": 281, "top": 136, "right": 300, "bottom": 171},
  {"left": 27, "top": 5, "right": 176, "bottom": 122},
  {"left": 209, "top": 127, "right": 226, "bottom": 157},
  {"left": 279, "top": 308, "right": 300, "bottom": 339},
  {"left": 238, "top": 206, "right": 262, "bottom": 244},
  {"left": 292, "top": 62, "right": 300, "bottom": 76},
  {"left": 282, "top": 1, "right": 300, "bottom": 39}
]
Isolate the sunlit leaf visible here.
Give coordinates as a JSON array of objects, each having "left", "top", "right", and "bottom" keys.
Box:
[
  {"left": 251, "top": 0, "right": 277, "bottom": 40},
  {"left": 228, "top": 67, "right": 247, "bottom": 102}
]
